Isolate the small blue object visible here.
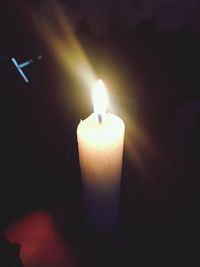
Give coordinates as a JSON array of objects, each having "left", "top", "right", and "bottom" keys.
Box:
[{"left": 11, "top": 57, "right": 33, "bottom": 83}]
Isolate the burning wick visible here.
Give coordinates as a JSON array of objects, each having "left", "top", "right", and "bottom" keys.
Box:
[{"left": 98, "top": 114, "right": 102, "bottom": 124}]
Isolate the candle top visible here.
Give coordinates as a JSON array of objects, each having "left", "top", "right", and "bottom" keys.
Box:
[{"left": 78, "top": 113, "right": 125, "bottom": 147}]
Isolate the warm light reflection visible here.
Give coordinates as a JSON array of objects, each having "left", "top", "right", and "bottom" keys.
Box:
[
  {"left": 92, "top": 79, "right": 108, "bottom": 116},
  {"left": 33, "top": 2, "right": 97, "bottom": 91}
]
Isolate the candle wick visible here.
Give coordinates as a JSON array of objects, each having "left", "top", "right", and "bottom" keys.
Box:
[{"left": 98, "top": 114, "right": 102, "bottom": 124}]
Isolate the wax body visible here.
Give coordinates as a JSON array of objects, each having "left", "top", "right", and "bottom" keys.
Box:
[{"left": 77, "top": 113, "right": 125, "bottom": 232}]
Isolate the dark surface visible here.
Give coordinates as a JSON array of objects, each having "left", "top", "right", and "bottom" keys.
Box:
[
  {"left": 0, "top": 234, "right": 23, "bottom": 267},
  {"left": 0, "top": 1, "right": 200, "bottom": 266}
]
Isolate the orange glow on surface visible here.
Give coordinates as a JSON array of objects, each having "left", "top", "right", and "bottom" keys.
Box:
[{"left": 6, "top": 211, "right": 75, "bottom": 267}]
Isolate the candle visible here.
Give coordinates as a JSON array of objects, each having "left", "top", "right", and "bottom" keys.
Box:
[{"left": 77, "top": 80, "right": 125, "bottom": 232}]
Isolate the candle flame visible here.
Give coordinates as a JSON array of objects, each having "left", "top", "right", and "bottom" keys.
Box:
[{"left": 92, "top": 79, "right": 108, "bottom": 117}]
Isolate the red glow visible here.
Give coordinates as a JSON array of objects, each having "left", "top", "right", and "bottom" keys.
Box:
[{"left": 5, "top": 211, "right": 75, "bottom": 267}]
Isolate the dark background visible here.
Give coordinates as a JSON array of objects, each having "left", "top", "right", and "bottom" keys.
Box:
[{"left": 0, "top": 0, "right": 200, "bottom": 253}]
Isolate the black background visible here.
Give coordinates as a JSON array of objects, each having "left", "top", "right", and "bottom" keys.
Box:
[{"left": 0, "top": 0, "right": 200, "bottom": 255}]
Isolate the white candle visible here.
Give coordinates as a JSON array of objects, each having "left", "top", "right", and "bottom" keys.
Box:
[{"left": 77, "top": 80, "right": 125, "bottom": 232}]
